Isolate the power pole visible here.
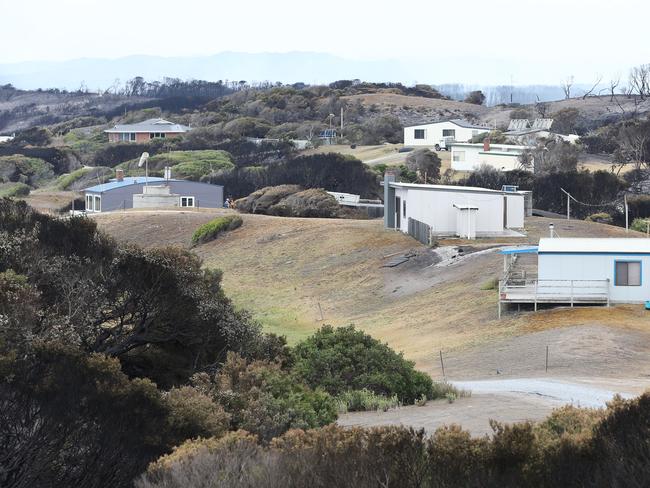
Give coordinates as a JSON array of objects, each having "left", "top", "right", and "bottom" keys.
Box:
[
  {"left": 561, "top": 188, "right": 571, "bottom": 220},
  {"left": 340, "top": 107, "right": 344, "bottom": 139},
  {"left": 625, "top": 194, "right": 629, "bottom": 233}
]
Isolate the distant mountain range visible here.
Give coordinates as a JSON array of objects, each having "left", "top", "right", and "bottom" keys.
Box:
[{"left": 0, "top": 51, "right": 595, "bottom": 104}]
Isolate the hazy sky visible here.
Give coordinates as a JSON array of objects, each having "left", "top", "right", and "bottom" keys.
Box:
[{"left": 3, "top": 0, "right": 649, "bottom": 84}]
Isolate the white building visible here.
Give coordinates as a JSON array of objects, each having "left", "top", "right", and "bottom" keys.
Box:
[
  {"left": 451, "top": 141, "right": 530, "bottom": 172},
  {"left": 538, "top": 238, "right": 650, "bottom": 303},
  {"left": 404, "top": 119, "right": 491, "bottom": 150},
  {"left": 383, "top": 174, "right": 525, "bottom": 241}
]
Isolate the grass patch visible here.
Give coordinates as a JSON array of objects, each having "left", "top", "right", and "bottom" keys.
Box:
[
  {"left": 0, "top": 182, "right": 31, "bottom": 197},
  {"left": 430, "top": 381, "right": 471, "bottom": 401},
  {"left": 480, "top": 277, "right": 500, "bottom": 290},
  {"left": 56, "top": 167, "right": 114, "bottom": 190},
  {"left": 191, "top": 215, "right": 242, "bottom": 246},
  {"left": 336, "top": 389, "right": 401, "bottom": 413}
]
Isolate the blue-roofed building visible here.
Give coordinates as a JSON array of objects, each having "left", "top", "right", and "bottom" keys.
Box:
[{"left": 83, "top": 170, "right": 224, "bottom": 212}]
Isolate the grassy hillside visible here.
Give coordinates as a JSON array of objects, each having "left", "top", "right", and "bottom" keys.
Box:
[{"left": 95, "top": 212, "right": 649, "bottom": 374}]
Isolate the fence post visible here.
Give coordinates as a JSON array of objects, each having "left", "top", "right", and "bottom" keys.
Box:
[
  {"left": 534, "top": 281, "right": 538, "bottom": 312},
  {"left": 439, "top": 350, "right": 446, "bottom": 379}
]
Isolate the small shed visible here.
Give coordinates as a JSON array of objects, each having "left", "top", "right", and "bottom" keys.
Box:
[{"left": 453, "top": 204, "right": 479, "bottom": 239}]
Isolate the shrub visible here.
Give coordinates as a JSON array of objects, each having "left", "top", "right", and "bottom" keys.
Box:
[
  {"left": 119, "top": 150, "right": 235, "bottom": 180},
  {"left": 585, "top": 212, "right": 613, "bottom": 224},
  {"left": 481, "top": 277, "right": 500, "bottom": 290},
  {"left": 430, "top": 381, "right": 470, "bottom": 400},
  {"left": 56, "top": 166, "right": 114, "bottom": 190},
  {"left": 235, "top": 184, "right": 302, "bottom": 214},
  {"left": 0, "top": 182, "right": 31, "bottom": 197},
  {"left": 191, "top": 215, "right": 242, "bottom": 245},
  {"left": 464, "top": 90, "right": 486, "bottom": 105},
  {"left": 0, "top": 154, "right": 54, "bottom": 187},
  {"left": 292, "top": 325, "right": 434, "bottom": 404},
  {"left": 631, "top": 218, "right": 650, "bottom": 234},
  {"left": 336, "top": 389, "right": 401, "bottom": 413},
  {"left": 268, "top": 188, "right": 340, "bottom": 218}
]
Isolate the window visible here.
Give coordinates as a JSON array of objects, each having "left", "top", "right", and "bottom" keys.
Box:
[
  {"left": 414, "top": 129, "right": 425, "bottom": 139},
  {"left": 403, "top": 200, "right": 406, "bottom": 217},
  {"left": 119, "top": 132, "right": 136, "bottom": 142},
  {"left": 453, "top": 151, "right": 465, "bottom": 162},
  {"left": 442, "top": 129, "right": 456, "bottom": 138},
  {"left": 180, "top": 196, "right": 195, "bottom": 208},
  {"left": 615, "top": 261, "right": 641, "bottom": 286},
  {"left": 94, "top": 195, "right": 101, "bottom": 212},
  {"left": 150, "top": 132, "right": 166, "bottom": 139},
  {"left": 86, "top": 194, "right": 94, "bottom": 211}
]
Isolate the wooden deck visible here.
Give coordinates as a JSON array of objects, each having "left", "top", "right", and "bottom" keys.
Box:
[{"left": 498, "top": 279, "right": 610, "bottom": 317}]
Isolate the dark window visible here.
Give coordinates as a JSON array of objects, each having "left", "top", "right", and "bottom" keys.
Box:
[
  {"left": 403, "top": 200, "right": 406, "bottom": 217},
  {"left": 615, "top": 261, "right": 641, "bottom": 286},
  {"left": 414, "top": 129, "right": 425, "bottom": 139},
  {"left": 442, "top": 129, "right": 456, "bottom": 137}
]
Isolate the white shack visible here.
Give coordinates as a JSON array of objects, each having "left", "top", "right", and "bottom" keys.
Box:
[
  {"left": 451, "top": 140, "right": 529, "bottom": 172},
  {"left": 383, "top": 174, "right": 525, "bottom": 242},
  {"left": 538, "top": 238, "right": 650, "bottom": 303},
  {"left": 404, "top": 119, "right": 491, "bottom": 150}
]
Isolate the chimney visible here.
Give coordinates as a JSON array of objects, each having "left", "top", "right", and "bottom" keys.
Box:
[
  {"left": 549, "top": 223, "right": 554, "bottom": 238},
  {"left": 483, "top": 137, "right": 491, "bottom": 152},
  {"left": 116, "top": 168, "right": 124, "bottom": 182}
]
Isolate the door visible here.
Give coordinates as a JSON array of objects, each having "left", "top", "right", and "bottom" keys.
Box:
[{"left": 395, "top": 196, "right": 401, "bottom": 229}]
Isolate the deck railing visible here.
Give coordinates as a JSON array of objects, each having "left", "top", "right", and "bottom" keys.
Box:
[{"left": 498, "top": 279, "right": 610, "bottom": 318}]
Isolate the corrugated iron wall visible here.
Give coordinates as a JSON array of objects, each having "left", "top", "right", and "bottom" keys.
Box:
[{"left": 407, "top": 217, "right": 431, "bottom": 245}]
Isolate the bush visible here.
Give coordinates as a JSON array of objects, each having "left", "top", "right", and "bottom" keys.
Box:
[
  {"left": 0, "top": 182, "right": 31, "bottom": 197},
  {"left": 0, "top": 154, "right": 54, "bottom": 187},
  {"left": 336, "top": 389, "right": 401, "bottom": 413},
  {"left": 191, "top": 215, "right": 242, "bottom": 245},
  {"left": 292, "top": 325, "right": 434, "bottom": 404},
  {"left": 119, "top": 150, "right": 235, "bottom": 180},
  {"left": 631, "top": 218, "right": 649, "bottom": 233},
  {"left": 56, "top": 166, "right": 114, "bottom": 190},
  {"left": 464, "top": 90, "right": 486, "bottom": 105},
  {"left": 585, "top": 213, "right": 613, "bottom": 224}
]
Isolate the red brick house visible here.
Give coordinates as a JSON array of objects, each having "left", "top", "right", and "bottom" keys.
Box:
[{"left": 104, "top": 118, "right": 191, "bottom": 143}]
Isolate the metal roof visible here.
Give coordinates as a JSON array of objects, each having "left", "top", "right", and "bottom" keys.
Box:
[
  {"left": 404, "top": 118, "right": 491, "bottom": 130},
  {"left": 84, "top": 176, "right": 172, "bottom": 193},
  {"left": 538, "top": 238, "right": 650, "bottom": 254},
  {"left": 104, "top": 118, "right": 191, "bottom": 134},
  {"left": 500, "top": 246, "right": 539, "bottom": 255},
  {"left": 389, "top": 181, "right": 524, "bottom": 196},
  {"left": 507, "top": 119, "right": 530, "bottom": 131}
]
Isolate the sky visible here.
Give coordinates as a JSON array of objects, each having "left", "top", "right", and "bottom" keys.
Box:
[{"left": 2, "top": 0, "right": 650, "bottom": 85}]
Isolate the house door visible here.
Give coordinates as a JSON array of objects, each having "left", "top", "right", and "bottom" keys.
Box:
[{"left": 395, "top": 196, "right": 401, "bottom": 229}]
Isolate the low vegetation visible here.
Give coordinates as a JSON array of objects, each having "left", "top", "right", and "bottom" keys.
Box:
[
  {"left": 236, "top": 185, "right": 341, "bottom": 218},
  {"left": 0, "top": 154, "right": 54, "bottom": 187},
  {"left": 335, "top": 389, "right": 400, "bottom": 413},
  {"left": 138, "top": 395, "right": 650, "bottom": 488},
  {"left": 55, "top": 166, "right": 114, "bottom": 190},
  {"left": 191, "top": 215, "right": 242, "bottom": 245},
  {"left": 0, "top": 182, "right": 31, "bottom": 197},
  {"left": 119, "top": 150, "right": 235, "bottom": 180}
]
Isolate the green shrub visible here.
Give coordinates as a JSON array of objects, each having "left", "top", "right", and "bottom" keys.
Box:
[
  {"left": 56, "top": 166, "right": 114, "bottom": 190},
  {"left": 336, "top": 389, "right": 400, "bottom": 413},
  {"left": 191, "top": 215, "right": 242, "bottom": 245},
  {"left": 430, "top": 381, "right": 470, "bottom": 400},
  {"left": 585, "top": 212, "right": 613, "bottom": 224},
  {"left": 0, "top": 154, "right": 54, "bottom": 187},
  {"left": 292, "top": 325, "right": 434, "bottom": 404},
  {"left": 0, "top": 182, "right": 31, "bottom": 197},
  {"left": 631, "top": 218, "right": 649, "bottom": 234}
]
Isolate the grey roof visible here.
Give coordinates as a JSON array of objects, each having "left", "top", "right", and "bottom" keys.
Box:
[
  {"left": 104, "top": 118, "right": 191, "bottom": 134},
  {"left": 404, "top": 118, "right": 491, "bottom": 130}
]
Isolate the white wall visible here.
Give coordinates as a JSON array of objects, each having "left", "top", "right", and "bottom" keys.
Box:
[
  {"left": 538, "top": 254, "right": 650, "bottom": 303},
  {"left": 505, "top": 194, "right": 525, "bottom": 228},
  {"left": 404, "top": 122, "right": 488, "bottom": 147},
  {"left": 393, "top": 186, "right": 510, "bottom": 235},
  {"left": 451, "top": 144, "right": 524, "bottom": 171}
]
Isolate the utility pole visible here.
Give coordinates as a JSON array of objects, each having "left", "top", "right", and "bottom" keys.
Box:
[
  {"left": 560, "top": 188, "right": 571, "bottom": 220},
  {"left": 340, "top": 107, "right": 344, "bottom": 139},
  {"left": 625, "top": 194, "right": 629, "bottom": 233}
]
